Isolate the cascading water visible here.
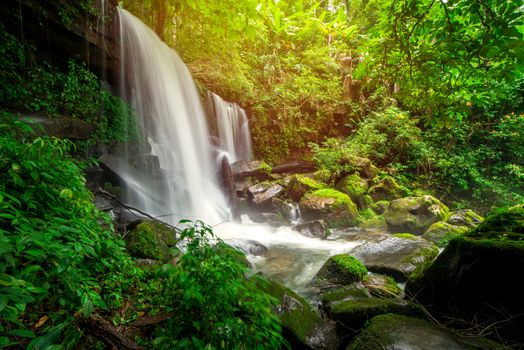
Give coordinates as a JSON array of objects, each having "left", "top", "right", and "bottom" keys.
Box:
[
  {"left": 208, "top": 92, "right": 253, "bottom": 163},
  {"left": 116, "top": 8, "right": 364, "bottom": 299},
  {"left": 117, "top": 8, "right": 230, "bottom": 225}
]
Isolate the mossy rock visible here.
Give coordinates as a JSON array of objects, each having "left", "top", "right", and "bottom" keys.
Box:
[
  {"left": 368, "top": 176, "right": 409, "bottom": 202},
  {"left": 212, "top": 242, "right": 251, "bottom": 268},
  {"left": 447, "top": 209, "right": 484, "bottom": 228},
  {"left": 405, "top": 206, "right": 524, "bottom": 345},
  {"left": 356, "top": 208, "right": 386, "bottom": 229},
  {"left": 347, "top": 314, "right": 509, "bottom": 350},
  {"left": 125, "top": 220, "right": 178, "bottom": 261},
  {"left": 363, "top": 274, "right": 403, "bottom": 299},
  {"left": 230, "top": 160, "right": 272, "bottom": 181},
  {"left": 372, "top": 200, "right": 390, "bottom": 215},
  {"left": 385, "top": 195, "right": 450, "bottom": 235},
  {"left": 299, "top": 189, "right": 358, "bottom": 227},
  {"left": 335, "top": 174, "right": 368, "bottom": 203},
  {"left": 285, "top": 174, "right": 327, "bottom": 202},
  {"left": 258, "top": 277, "right": 339, "bottom": 349},
  {"left": 315, "top": 254, "right": 368, "bottom": 286},
  {"left": 422, "top": 221, "right": 468, "bottom": 247},
  {"left": 339, "top": 154, "right": 379, "bottom": 179}
]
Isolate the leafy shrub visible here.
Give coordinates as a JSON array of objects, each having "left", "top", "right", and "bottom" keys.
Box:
[{"left": 152, "top": 221, "right": 286, "bottom": 350}]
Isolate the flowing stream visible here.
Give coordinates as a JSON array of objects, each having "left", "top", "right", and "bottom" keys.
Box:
[{"left": 117, "top": 8, "right": 364, "bottom": 295}]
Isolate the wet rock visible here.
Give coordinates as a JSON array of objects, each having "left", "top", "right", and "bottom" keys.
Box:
[
  {"left": 385, "top": 195, "right": 450, "bottom": 234},
  {"left": 422, "top": 221, "right": 468, "bottom": 247},
  {"left": 299, "top": 189, "right": 358, "bottom": 227},
  {"left": 315, "top": 255, "right": 368, "bottom": 286},
  {"left": 447, "top": 209, "right": 483, "bottom": 228},
  {"left": 406, "top": 206, "right": 524, "bottom": 345},
  {"left": 230, "top": 160, "right": 272, "bottom": 181},
  {"left": 347, "top": 314, "right": 506, "bottom": 350},
  {"left": 335, "top": 174, "right": 368, "bottom": 204},
  {"left": 322, "top": 286, "right": 422, "bottom": 334},
  {"left": 259, "top": 278, "right": 339, "bottom": 350},
  {"left": 351, "top": 235, "right": 439, "bottom": 281},
  {"left": 225, "top": 239, "right": 268, "bottom": 256},
  {"left": 248, "top": 183, "right": 284, "bottom": 211},
  {"left": 362, "top": 274, "right": 403, "bottom": 299},
  {"left": 285, "top": 174, "right": 327, "bottom": 202},
  {"left": 293, "top": 220, "right": 330, "bottom": 239},
  {"left": 368, "top": 176, "right": 408, "bottom": 202}
]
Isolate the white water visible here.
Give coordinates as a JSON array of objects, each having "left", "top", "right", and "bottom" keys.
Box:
[
  {"left": 208, "top": 92, "right": 253, "bottom": 163},
  {"left": 117, "top": 9, "right": 230, "bottom": 225}
]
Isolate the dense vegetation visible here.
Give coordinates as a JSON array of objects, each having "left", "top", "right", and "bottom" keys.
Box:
[{"left": 121, "top": 0, "right": 524, "bottom": 211}]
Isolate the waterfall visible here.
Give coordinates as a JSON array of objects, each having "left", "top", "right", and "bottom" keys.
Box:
[
  {"left": 208, "top": 92, "right": 253, "bottom": 163},
  {"left": 117, "top": 8, "right": 230, "bottom": 225}
]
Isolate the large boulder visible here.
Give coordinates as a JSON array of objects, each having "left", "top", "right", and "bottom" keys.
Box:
[
  {"left": 335, "top": 174, "right": 368, "bottom": 204},
  {"left": 315, "top": 255, "right": 368, "bottom": 286},
  {"left": 347, "top": 314, "right": 507, "bottom": 350},
  {"left": 259, "top": 278, "right": 339, "bottom": 350},
  {"left": 285, "top": 174, "right": 326, "bottom": 202},
  {"left": 406, "top": 206, "right": 524, "bottom": 345},
  {"left": 362, "top": 274, "right": 403, "bottom": 299},
  {"left": 422, "top": 221, "right": 468, "bottom": 247},
  {"left": 385, "top": 195, "right": 450, "bottom": 234},
  {"left": 368, "top": 176, "right": 408, "bottom": 202},
  {"left": 230, "top": 160, "right": 272, "bottom": 181},
  {"left": 351, "top": 235, "right": 439, "bottom": 281},
  {"left": 299, "top": 189, "right": 358, "bottom": 227}
]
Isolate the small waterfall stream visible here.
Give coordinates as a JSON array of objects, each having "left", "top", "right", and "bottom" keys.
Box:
[{"left": 208, "top": 92, "right": 253, "bottom": 163}]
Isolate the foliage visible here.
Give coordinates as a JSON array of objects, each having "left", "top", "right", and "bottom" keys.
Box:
[
  {"left": 152, "top": 221, "right": 286, "bottom": 349},
  {"left": 0, "top": 116, "right": 142, "bottom": 349}
]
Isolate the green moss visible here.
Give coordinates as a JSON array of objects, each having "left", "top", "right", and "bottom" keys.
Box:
[
  {"left": 321, "top": 284, "right": 371, "bottom": 304},
  {"left": 422, "top": 221, "right": 468, "bottom": 248},
  {"left": 394, "top": 233, "right": 417, "bottom": 240},
  {"left": 357, "top": 208, "right": 385, "bottom": 228},
  {"left": 335, "top": 174, "right": 368, "bottom": 201},
  {"left": 310, "top": 188, "right": 352, "bottom": 205},
  {"left": 363, "top": 275, "right": 402, "bottom": 299},
  {"left": 332, "top": 255, "right": 368, "bottom": 279},
  {"left": 125, "top": 221, "right": 178, "bottom": 261},
  {"left": 259, "top": 161, "right": 273, "bottom": 176},
  {"left": 466, "top": 205, "right": 524, "bottom": 242},
  {"left": 296, "top": 174, "right": 327, "bottom": 190}
]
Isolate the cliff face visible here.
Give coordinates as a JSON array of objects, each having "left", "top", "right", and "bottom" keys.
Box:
[{"left": 1, "top": 0, "right": 119, "bottom": 86}]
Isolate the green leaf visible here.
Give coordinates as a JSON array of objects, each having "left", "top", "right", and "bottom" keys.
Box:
[
  {"left": 27, "top": 323, "right": 66, "bottom": 350},
  {"left": 8, "top": 328, "right": 35, "bottom": 338},
  {"left": 81, "top": 293, "right": 94, "bottom": 318}
]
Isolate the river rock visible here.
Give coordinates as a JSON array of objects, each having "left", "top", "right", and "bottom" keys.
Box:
[
  {"left": 260, "top": 278, "right": 339, "bottom": 350},
  {"left": 293, "top": 220, "right": 330, "bottom": 239},
  {"left": 285, "top": 174, "right": 327, "bottom": 202},
  {"left": 447, "top": 209, "right": 483, "bottom": 228},
  {"left": 422, "top": 221, "right": 468, "bottom": 247},
  {"left": 385, "top": 195, "right": 450, "bottom": 234},
  {"left": 230, "top": 160, "right": 271, "bottom": 181},
  {"left": 367, "top": 176, "right": 408, "bottom": 202},
  {"left": 335, "top": 174, "right": 368, "bottom": 204},
  {"left": 299, "top": 189, "right": 358, "bottom": 227},
  {"left": 362, "top": 274, "right": 403, "bottom": 299},
  {"left": 351, "top": 235, "right": 439, "bottom": 281},
  {"left": 347, "top": 314, "right": 506, "bottom": 350},
  {"left": 315, "top": 254, "right": 368, "bottom": 286},
  {"left": 322, "top": 286, "right": 422, "bottom": 334},
  {"left": 248, "top": 183, "right": 284, "bottom": 210},
  {"left": 405, "top": 206, "right": 524, "bottom": 345}
]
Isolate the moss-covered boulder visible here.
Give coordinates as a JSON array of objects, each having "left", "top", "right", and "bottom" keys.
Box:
[
  {"left": 371, "top": 200, "right": 389, "bottom": 215},
  {"left": 347, "top": 314, "right": 508, "bottom": 350},
  {"left": 299, "top": 189, "right": 358, "bottom": 227},
  {"left": 363, "top": 274, "right": 403, "bottom": 299},
  {"left": 322, "top": 287, "right": 422, "bottom": 335},
  {"left": 385, "top": 195, "right": 450, "bottom": 234},
  {"left": 335, "top": 174, "right": 368, "bottom": 204},
  {"left": 367, "top": 176, "right": 408, "bottom": 202},
  {"left": 125, "top": 220, "right": 178, "bottom": 261},
  {"left": 285, "top": 174, "right": 327, "bottom": 202},
  {"left": 447, "top": 209, "right": 483, "bottom": 228},
  {"left": 422, "top": 221, "right": 468, "bottom": 247},
  {"left": 230, "top": 160, "right": 272, "bottom": 181},
  {"left": 260, "top": 278, "right": 339, "bottom": 350},
  {"left": 405, "top": 206, "right": 524, "bottom": 345},
  {"left": 339, "top": 154, "right": 379, "bottom": 179},
  {"left": 315, "top": 255, "right": 368, "bottom": 286},
  {"left": 352, "top": 235, "right": 439, "bottom": 281}
]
